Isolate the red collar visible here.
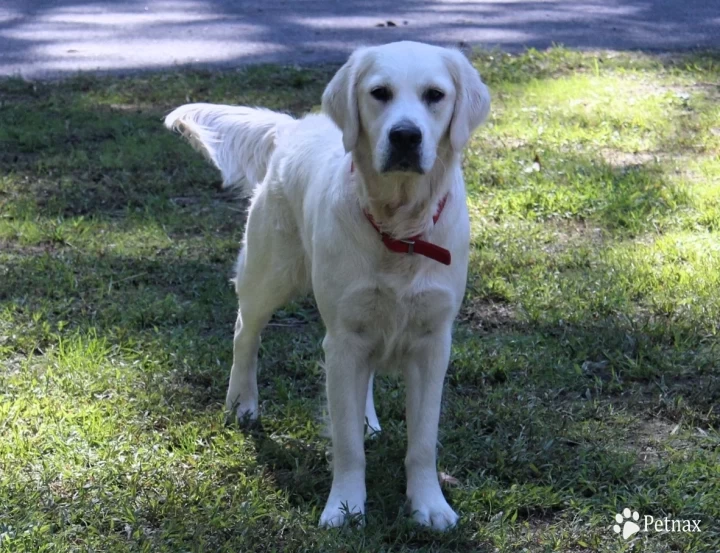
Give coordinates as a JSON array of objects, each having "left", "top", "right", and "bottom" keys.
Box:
[
  {"left": 363, "top": 196, "right": 451, "bottom": 265},
  {"left": 352, "top": 161, "right": 451, "bottom": 266}
]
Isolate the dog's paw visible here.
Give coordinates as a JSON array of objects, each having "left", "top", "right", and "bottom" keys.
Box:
[
  {"left": 407, "top": 495, "right": 459, "bottom": 531},
  {"left": 236, "top": 403, "right": 259, "bottom": 421},
  {"left": 365, "top": 422, "right": 382, "bottom": 439},
  {"left": 224, "top": 400, "right": 259, "bottom": 425},
  {"left": 319, "top": 498, "right": 365, "bottom": 528}
]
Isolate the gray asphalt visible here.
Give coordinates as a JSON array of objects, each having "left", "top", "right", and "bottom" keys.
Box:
[{"left": 1, "top": 0, "right": 719, "bottom": 79}]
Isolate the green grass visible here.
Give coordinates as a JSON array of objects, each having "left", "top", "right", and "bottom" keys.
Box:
[{"left": 1, "top": 48, "right": 719, "bottom": 552}]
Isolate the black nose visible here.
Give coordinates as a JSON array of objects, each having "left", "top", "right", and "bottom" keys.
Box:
[{"left": 389, "top": 122, "right": 422, "bottom": 149}]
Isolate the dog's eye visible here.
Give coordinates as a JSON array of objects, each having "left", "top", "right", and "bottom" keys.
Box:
[
  {"left": 370, "top": 86, "right": 392, "bottom": 102},
  {"left": 424, "top": 88, "right": 445, "bottom": 104}
]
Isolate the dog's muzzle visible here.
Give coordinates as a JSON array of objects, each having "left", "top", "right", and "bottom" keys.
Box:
[{"left": 382, "top": 121, "right": 423, "bottom": 174}]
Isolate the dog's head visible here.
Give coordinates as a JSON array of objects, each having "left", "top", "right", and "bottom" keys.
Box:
[{"left": 322, "top": 41, "right": 490, "bottom": 176}]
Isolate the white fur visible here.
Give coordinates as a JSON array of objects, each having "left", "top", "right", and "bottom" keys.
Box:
[
  {"left": 164, "top": 103, "right": 296, "bottom": 190},
  {"left": 164, "top": 41, "right": 490, "bottom": 531}
]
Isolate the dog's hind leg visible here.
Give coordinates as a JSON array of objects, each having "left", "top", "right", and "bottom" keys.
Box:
[
  {"left": 225, "top": 258, "right": 281, "bottom": 420},
  {"left": 225, "top": 195, "right": 303, "bottom": 421},
  {"left": 225, "top": 292, "right": 275, "bottom": 421},
  {"left": 364, "top": 372, "right": 381, "bottom": 437}
]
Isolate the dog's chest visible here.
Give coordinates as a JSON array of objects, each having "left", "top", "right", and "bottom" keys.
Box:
[{"left": 338, "top": 279, "right": 457, "bottom": 369}]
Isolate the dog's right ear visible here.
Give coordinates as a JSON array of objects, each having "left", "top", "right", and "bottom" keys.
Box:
[{"left": 322, "top": 48, "right": 371, "bottom": 153}]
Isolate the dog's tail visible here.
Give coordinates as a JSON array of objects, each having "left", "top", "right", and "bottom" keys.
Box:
[{"left": 164, "top": 103, "right": 296, "bottom": 195}]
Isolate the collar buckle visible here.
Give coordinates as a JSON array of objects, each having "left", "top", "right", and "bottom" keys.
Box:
[{"left": 398, "top": 238, "right": 416, "bottom": 255}]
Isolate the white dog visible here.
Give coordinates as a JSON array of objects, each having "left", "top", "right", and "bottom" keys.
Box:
[{"left": 164, "top": 41, "right": 490, "bottom": 530}]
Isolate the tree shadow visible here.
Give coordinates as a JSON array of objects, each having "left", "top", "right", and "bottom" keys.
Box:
[{"left": 2, "top": 0, "right": 720, "bottom": 78}]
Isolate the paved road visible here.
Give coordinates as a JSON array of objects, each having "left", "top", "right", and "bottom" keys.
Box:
[{"left": 1, "top": 0, "right": 719, "bottom": 79}]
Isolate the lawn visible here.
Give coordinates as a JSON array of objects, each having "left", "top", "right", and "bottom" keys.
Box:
[{"left": 1, "top": 48, "right": 719, "bottom": 552}]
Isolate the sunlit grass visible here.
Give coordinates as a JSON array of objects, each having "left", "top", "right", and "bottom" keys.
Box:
[{"left": 1, "top": 48, "right": 719, "bottom": 552}]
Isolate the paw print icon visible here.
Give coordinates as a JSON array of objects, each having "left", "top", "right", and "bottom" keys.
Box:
[{"left": 614, "top": 508, "right": 641, "bottom": 539}]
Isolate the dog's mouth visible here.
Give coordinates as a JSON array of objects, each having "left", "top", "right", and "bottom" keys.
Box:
[{"left": 381, "top": 152, "right": 424, "bottom": 174}]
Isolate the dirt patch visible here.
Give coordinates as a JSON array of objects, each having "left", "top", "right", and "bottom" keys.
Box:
[
  {"left": 0, "top": 239, "right": 58, "bottom": 256},
  {"left": 623, "top": 419, "right": 684, "bottom": 466},
  {"left": 541, "top": 219, "right": 606, "bottom": 256},
  {"left": 598, "top": 150, "right": 662, "bottom": 169},
  {"left": 459, "top": 297, "right": 516, "bottom": 332}
]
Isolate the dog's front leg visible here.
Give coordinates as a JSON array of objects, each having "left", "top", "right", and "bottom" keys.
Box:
[
  {"left": 404, "top": 330, "right": 458, "bottom": 530},
  {"left": 319, "top": 334, "right": 370, "bottom": 527}
]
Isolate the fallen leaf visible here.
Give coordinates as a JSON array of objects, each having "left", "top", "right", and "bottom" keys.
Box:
[{"left": 438, "top": 472, "right": 461, "bottom": 486}]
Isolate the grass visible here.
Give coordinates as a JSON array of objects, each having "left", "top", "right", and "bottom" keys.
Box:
[{"left": 1, "top": 47, "right": 719, "bottom": 552}]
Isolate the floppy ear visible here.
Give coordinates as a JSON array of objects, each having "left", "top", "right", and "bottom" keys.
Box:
[
  {"left": 322, "top": 48, "right": 371, "bottom": 153},
  {"left": 445, "top": 50, "right": 491, "bottom": 152}
]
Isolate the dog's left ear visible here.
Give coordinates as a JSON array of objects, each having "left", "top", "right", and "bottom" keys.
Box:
[
  {"left": 445, "top": 49, "right": 491, "bottom": 152},
  {"left": 322, "top": 48, "right": 371, "bottom": 153}
]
